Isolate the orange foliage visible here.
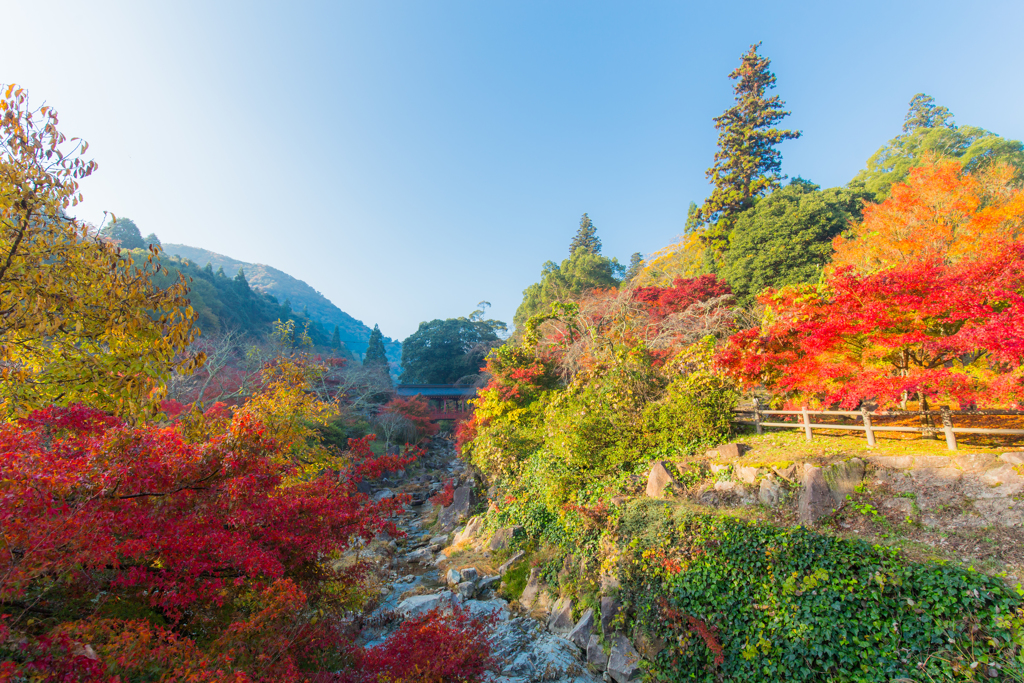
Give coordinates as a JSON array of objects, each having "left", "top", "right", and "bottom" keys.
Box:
[{"left": 832, "top": 158, "right": 1024, "bottom": 273}]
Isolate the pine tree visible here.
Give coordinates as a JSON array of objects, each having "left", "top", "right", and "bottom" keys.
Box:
[
  {"left": 144, "top": 232, "right": 161, "bottom": 247},
  {"left": 697, "top": 43, "right": 801, "bottom": 259},
  {"left": 99, "top": 217, "right": 146, "bottom": 250},
  {"left": 569, "top": 213, "right": 601, "bottom": 255},
  {"left": 331, "top": 325, "right": 341, "bottom": 349},
  {"left": 623, "top": 252, "right": 644, "bottom": 283},
  {"left": 363, "top": 324, "right": 388, "bottom": 368}
]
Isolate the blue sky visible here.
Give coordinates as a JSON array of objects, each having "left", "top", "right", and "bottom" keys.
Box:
[{"left": 4, "top": 0, "right": 1023, "bottom": 341}]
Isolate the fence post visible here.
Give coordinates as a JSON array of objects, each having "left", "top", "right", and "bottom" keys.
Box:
[
  {"left": 753, "top": 398, "right": 763, "bottom": 435},
  {"left": 940, "top": 406, "right": 957, "bottom": 451},
  {"left": 861, "top": 406, "right": 876, "bottom": 447},
  {"left": 801, "top": 406, "right": 812, "bottom": 442}
]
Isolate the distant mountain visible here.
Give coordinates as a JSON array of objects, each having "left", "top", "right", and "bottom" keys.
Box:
[{"left": 162, "top": 244, "right": 400, "bottom": 365}]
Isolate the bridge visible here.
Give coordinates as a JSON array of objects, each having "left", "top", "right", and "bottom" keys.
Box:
[{"left": 395, "top": 384, "right": 478, "bottom": 422}]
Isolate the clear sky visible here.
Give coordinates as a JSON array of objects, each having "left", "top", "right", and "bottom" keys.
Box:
[{"left": 4, "top": 0, "right": 1023, "bottom": 341}]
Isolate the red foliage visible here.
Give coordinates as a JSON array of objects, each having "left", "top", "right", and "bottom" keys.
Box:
[
  {"left": 429, "top": 478, "right": 456, "bottom": 508},
  {"left": 633, "top": 275, "right": 733, "bottom": 320},
  {"left": 719, "top": 243, "right": 1024, "bottom": 408},
  {"left": 660, "top": 600, "right": 724, "bottom": 666},
  {"left": 561, "top": 501, "right": 610, "bottom": 527},
  {"left": 381, "top": 394, "right": 439, "bottom": 440},
  {"left": 0, "top": 405, "right": 417, "bottom": 680},
  {"left": 454, "top": 415, "right": 478, "bottom": 454},
  {"left": 351, "top": 606, "right": 495, "bottom": 683}
]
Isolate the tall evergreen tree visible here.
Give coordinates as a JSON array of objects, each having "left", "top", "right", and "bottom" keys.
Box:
[
  {"left": 569, "top": 213, "right": 601, "bottom": 255},
  {"left": 99, "top": 217, "right": 146, "bottom": 250},
  {"left": 331, "top": 325, "right": 342, "bottom": 349},
  {"left": 623, "top": 252, "right": 644, "bottom": 283},
  {"left": 144, "top": 232, "right": 161, "bottom": 247},
  {"left": 697, "top": 43, "right": 801, "bottom": 260},
  {"left": 363, "top": 324, "right": 388, "bottom": 368}
]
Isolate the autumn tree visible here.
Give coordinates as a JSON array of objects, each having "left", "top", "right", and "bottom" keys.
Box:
[
  {"left": 851, "top": 94, "right": 1024, "bottom": 200},
  {"left": 719, "top": 245, "right": 1024, "bottom": 409},
  {"left": 696, "top": 43, "right": 801, "bottom": 261},
  {"left": 99, "top": 215, "right": 145, "bottom": 249},
  {"left": 570, "top": 212, "right": 601, "bottom": 255},
  {"left": 833, "top": 159, "right": 1024, "bottom": 273},
  {"left": 0, "top": 85, "right": 202, "bottom": 418}
]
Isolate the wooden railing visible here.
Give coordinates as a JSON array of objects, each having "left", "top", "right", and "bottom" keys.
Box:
[{"left": 732, "top": 400, "right": 1024, "bottom": 451}]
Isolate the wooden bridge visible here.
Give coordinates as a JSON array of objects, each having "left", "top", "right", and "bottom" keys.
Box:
[{"left": 395, "top": 384, "right": 478, "bottom": 421}]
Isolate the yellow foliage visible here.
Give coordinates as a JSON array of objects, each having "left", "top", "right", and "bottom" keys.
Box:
[{"left": 633, "top": 230, "right": 708, "bottom": 286}]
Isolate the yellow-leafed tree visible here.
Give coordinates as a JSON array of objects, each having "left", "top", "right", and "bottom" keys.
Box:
[{"left": 0, "top": 85, "right": 203, "bottom": 418}]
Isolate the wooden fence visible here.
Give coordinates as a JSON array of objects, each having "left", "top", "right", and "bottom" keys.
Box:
[{"left": 732, "top": 400, "right": 1024, "bottom": 451}]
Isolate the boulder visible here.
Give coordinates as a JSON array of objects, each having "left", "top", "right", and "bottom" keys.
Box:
[
  {"left": 799, "top": 465, "right": 837, "bottom": 525},
  {"left": 498, "top": 550, "right": 525, "bottom": 576},
  {"left": 439, "top": 485, "right": 473, "bottom": 530},
  {"left": 953, "top": 453, "right": 998, "bottom": 473},
  {"left": 600, "top": 595, "right": 621, "bottom": 635},
  {"left": 478, "top": 575, "right": 501, "bottom": 592},
  {"left": 373, "top": 488, "right": 395, "bottom": 501},
  {"left": 519, "top": 568, "right": 543, "bottom": 610},
  {"left": 460, "top": 567, "right": 480, "bottom": 582},
  {"left": 445, "top": 568, "right": 462, "bottom": 585},
  {"left": 646, "top": 461, "right": 677, "bottom": 498},
  {"left": 568, "top": 608, "right": 595, "bottom": 649},
  {"left": 734, "top": 464, "right": 761, "bottom": 484},
  {"left": 713, "top": 443, "right": 742, "bottom": 459},
  {"left": 634, "top": 629, "right": 665, "bottom": 660},
  {"left": 586, "top": 634, "right": 607, "bottom": 672},
  {"left": 457, "top": 581, "right": 476, "bottom": 599},
  {"left": 607, "top": 635, "right": 642, "bottom": 682},
  {"left": 1000, "top": 452, "right": 1024, "bottom": 466},
  {"left": 709, "top": 462, "right": 730, "bottom": 475},
  {"left": 547, "top": 597, "right": 574, "bottom": 635},
  {"left": 452, "top": 516, "right": 485, "bottom": 544},
  {"left": 823, "top": 458, "right": 866, "bottom": 506},
  {"left": 773, "top": 463, "right": 798, "bottom": 482},
  {"left": 396, "top": 592, "right": 451, "bottom": 618},
  {"left": 758, "top": 477, "right": 783, "bottom": 506},
  {"left": 489, "top": 525, "right": 523, "bottom": 551}
]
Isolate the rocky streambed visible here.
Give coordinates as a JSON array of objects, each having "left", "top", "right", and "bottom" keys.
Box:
[{"left": 351, "top": 436, "right": 610, "bottom": 683}]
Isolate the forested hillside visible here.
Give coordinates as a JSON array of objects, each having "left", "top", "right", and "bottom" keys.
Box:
[{"left": 162, "top": 243, "right": 401, "bottom": 364}]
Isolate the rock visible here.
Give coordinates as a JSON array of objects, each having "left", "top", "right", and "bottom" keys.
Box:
[
  {"left": 586, "top": 634, "right": 607, "bottom": 672},
  {"left": 823, "top": 458, "right": 866, "bottom": 506},
  {"left": 439, "top": 485, "right": 473, "bottom": 530},
  {"left": 607, "top": 635, "right": 642, "bottom": 682},
  {"left": 1000, "top": 452, "right": 1024, "bottom": 466},
  {"left": 490, "top": 616, "right": 597, "bottom": 681},
  {"left": 646, "top": 461, "right": 677, "bottom": 498},
  {"left": 519, "top": 568, "right": 543, "bottom": 610},
  {"left": 709, "top": 462, "right": 730, "bottom": 475},
  {"left": 600, "top": 595, "right": 621, "bottom": 635},
  {"left": 489, "top": 525, "right": 523, "bottom": 551},
  {"left": 396, "top": 592, "right": 451, "bottom": 618},
  {"left": 773, "top": 463, "right": 798, "bottom": 481},
  {"left": 634, "top": 629, "right": 665, "bottom": 660},
  {"left": 547, "top": 597, "right": 574, "bottom": 635},
  {"left": 460, "top": 567, "right": 479, "bottom": 582},
  {"left": 478, "top": 575, "right": 501, "bottom": 592},
  {"left": 498, "top": 550, "right": 525, "bottom": 575},
  {"left": 734, "top": 464, "right": 761, "bottom": 484},
  {"left": 799, "top": 465, "right": 837, "bottom": 525},
  {"left": 758, "top": 477, "right": 783, "bottom": 506},
  {"left": 600, "top": 574, "right": 621, "bottom": 593},
  {"left": 457, "top": 581, "right": 476, "bottom": 599},
  {"left": 977, "top": 464, "right": 1024, "bottom": 498},
  {"left": 403, "top": 547, "right": 433, "bottom": 563},
  {"left": 953, "top": 453, "right": 998, "bottom": 473},
  {"left": 973, "top": 498, "right": 1023, "bottom": 527},
  {"left": 445, "top": 568, "right": 462, "bottom": 585},
  {"left": 713, "top": 443, "right": 742, "bottom": 459},
  {"left": 453, "top": 516, "right": 485, "bottom": 545},
  {"left": 568, "top": 608, "right": 595, "bottom": 649},
  {"left": 373, "top": 488, "right": 395, "bottom": 501},
  {"left": 464, "top": 597, "right": 510, "bottom": 622}
]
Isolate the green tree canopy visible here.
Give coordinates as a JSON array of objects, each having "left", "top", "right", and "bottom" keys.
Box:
[
  {"left": 720, "top": 179, "right": 868, "bottom": 304},
  {"left": 400, "top": 315, "right": 506, "bottom": 384},
  {"left": 697, "top": 43, "right": 801, "bottom": 261},
  {"left": 144, "top": 232, "right": 160, "bottom": 247},
  {"left": 570, "top": 213, "right": 601, "bottom": 255},
  {"left": 623, "top": 252, "right": 644, "bottom": 283},
  {"left": 99, "top": 216, "right": 146, "bottom": 250},
  {"left": 851, "top": 94, "right": 1024, "bottom": 200},
  {"left": 513, "top": 250, "right": 622, "bottom": 329}
]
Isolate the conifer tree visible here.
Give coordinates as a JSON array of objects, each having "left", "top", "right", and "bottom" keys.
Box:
[
  {"left": 364, "top": 324, "right": 388, "bottom": 368},
  {"left": 331, "top": 325, "right": 342, "bottom": 349},
  {"left": 697, "top": 43, "right": 801, "bottom": 259},
  {"left": 569, "top": 213, "right": 601, "bottom": 255},
  {"left": 623, "top": 252, "right": 644, "bottom": 283},
  {"left": 144, "top": 232, "right": 161, "bottom": 247},
  {"left": 99, "top": 217, "right": 146, "bottom": 250}
]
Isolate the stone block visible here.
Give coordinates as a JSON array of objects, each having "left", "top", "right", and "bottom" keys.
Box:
[
  {"left": 952, "top": 453, "right": 997, "bottom": 473},
  {"left": 498, "top": 550, "right": 525, "bottom": 575},
  {"left": 823, "top": 457, "right": 865, "bottom": 506},
  {"left": 758, "top": 477, "right": 783, "bottom": 506},
  {"left": 586, "top": 634, "right": 607, "bottom": 672},
  {"left": 453, "top": 516, "right": 485, "bottom": 544},
  {"left": 714, "top": 443, "right": 742, "bottom": 459},
  {"left": 568, "top": 608, "right": 595, "bottom": 650},
  {"left": 489, "top": 525, "right": 523, "bottom": 551},
  {"left": 600, "top": 595, "right": 621, "bottom": 635},
  {"left": 799, "top": 465, "right": 837, "bottom": 525},
  {"left": 608, "top": 635, "right": 642, "bottom": 682},
  {"left": 646, "top": 461, "right": 677, "bottom": 498},
  {"left": 439, "top": 486, "right": 473, "bottom": 530},
  {"left": 445, "top": 568, "right": 461, "bottom": 585},
  {"left": 773, "top": 463, "right": 798, "bottom": 481},
  {"left": 1000, "top": 452, "right": 1024, "bottom": 466},
  {"left": 519, "top": 567, "right": 543, "bottom": 610},
  {"left": 735, "top": 464, "right": 761, "bottom": 484},
  {"left": 547, "top": 597, "right": 574, "bottom": 635}
]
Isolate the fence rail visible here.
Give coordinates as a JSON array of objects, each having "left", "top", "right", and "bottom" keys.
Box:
[{"left": 732, "top": 400, "right": 1024, "bottom": 451}]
